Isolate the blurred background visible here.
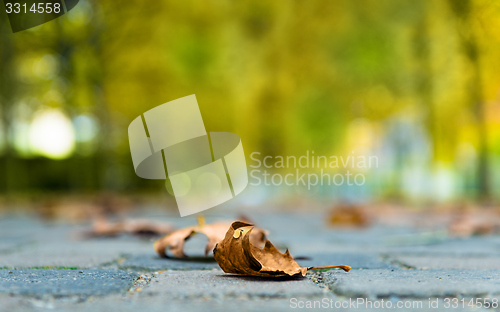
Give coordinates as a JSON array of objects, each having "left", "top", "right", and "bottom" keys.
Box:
[{"left": 1, "top": 0, "right": 500, "bottom": 219}]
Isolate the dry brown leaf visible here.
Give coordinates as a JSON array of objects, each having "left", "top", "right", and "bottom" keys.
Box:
[
  {"left": 85, "top": 216, "right": 174, "bottom": 238},
  {"left": 213, "top": 221, "right": 351, "bottom": 278},
  {"left": 448, "top": 213, "right": 499, "bottom": 237},
  {"left": 328, "top": 204, "right": 371, "bottom": 228},
  {"left": 154, "top": 217, "right": 267, "bottom": 258}
]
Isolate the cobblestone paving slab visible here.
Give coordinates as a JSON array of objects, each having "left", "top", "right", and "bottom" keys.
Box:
[
  {"left": 0, "top": 296, "right": 321, "bottom": 312},
  {"left": 0, "top": 218, "right": 155, "bottom": 269},
  {"left": 1, "top": 215, "right": 500, "bottom": 312},
  {"left": 141, "top": 269, "right": 329, "bottom": 299},
  {"left": 0, "top": 269, "right": 139, "bottom": 299},
  {"left": 0, "top": 240, "right": 153, "bottom": 269},
  {"left": 382, "top": 237, "right": 500, "bottom": 257},
  {"left": 4, "top": 295, "right": 491, "bottom": 312},
  {"left": 296, "top": 253, "right": 397, "bottom": 270},
  {"left": 314, "top": 269, "right": 500, "bottom": 298},
  {"left": 389, "top": 255, "right": 500, "bottom": 270},
  {"left": 119, "top": 254, "right": 220, "bottom": 271}
]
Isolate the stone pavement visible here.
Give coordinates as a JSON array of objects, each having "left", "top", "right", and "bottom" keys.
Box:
[{"left": 1, "top": 211, "right": 500, "bottom": 311}]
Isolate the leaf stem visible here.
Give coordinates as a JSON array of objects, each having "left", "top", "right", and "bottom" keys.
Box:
[{"left": 307, "top": 265, "right": 351, "bottom": 272}]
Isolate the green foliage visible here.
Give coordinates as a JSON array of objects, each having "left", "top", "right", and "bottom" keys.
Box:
[{"left": 0, "top": 0, "right": 500, "bottom": 200}]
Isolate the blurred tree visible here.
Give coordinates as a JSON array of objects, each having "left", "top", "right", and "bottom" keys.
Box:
[
  {"left": 0, "top": 0, "right": 499, "bottom": 203},
  {"left": 448, "top": 0, "right": 491, "bottom": 200},
  {"left": 0, "top": 17, "right": 17, "bottom": 194}
]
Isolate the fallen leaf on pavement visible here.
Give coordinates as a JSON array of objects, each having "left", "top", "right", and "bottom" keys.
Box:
[
  {"left": 328, "top": 204, "right": 371, "bottom": 228},
  {"left": 213, "top": 221, "right": 351, "bottom": 277},
  {"left": 448, "top": 211, "right": 500, "bottom": 237},
  {"left": 85, "top": 216, "right": 175, "bottom": 238},
  {"left": 154, "top": 216, "right": 267, "bottom": 258}
]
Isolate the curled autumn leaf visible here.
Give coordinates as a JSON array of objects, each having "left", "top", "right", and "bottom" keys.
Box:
[
  {"left": 154, "top": 217, "right": 267, "bottom": 258},
  {"left": 85, "top": 216, "right": 174, "bottom": 238},
  {"left": 213, "top": 221, "right": 351, "bottom": 278},
  {"left": 328, "top": 204, "right": 371, "bottom": 228}
]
